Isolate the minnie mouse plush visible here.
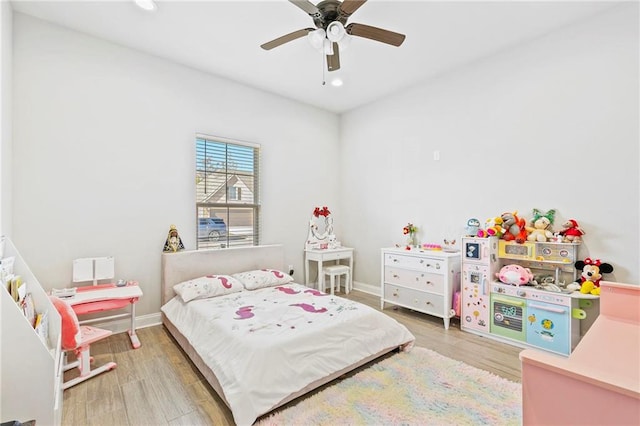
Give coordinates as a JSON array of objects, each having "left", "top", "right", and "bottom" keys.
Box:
[{"left": 572, "top": 258, "right": 614, "bottom": 295}]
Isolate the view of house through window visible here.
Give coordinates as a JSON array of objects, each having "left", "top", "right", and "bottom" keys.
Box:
[{"left": 196, "top": 135, "right": 260, "bottom": 249}]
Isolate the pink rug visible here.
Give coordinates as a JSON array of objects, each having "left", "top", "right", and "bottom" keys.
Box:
[{"left": 257, "top": 347, "right": 521, "bottom": 425}]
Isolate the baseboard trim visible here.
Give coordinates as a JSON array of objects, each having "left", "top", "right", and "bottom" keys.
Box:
[
  {"left": 92, "top": 312, "right": 162, "bottom": 334},
  {"left": 353, "top": 281, "right": 380, "bottom": 296}
]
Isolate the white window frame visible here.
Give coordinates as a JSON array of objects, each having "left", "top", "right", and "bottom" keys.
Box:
[{"left": 195, "top": 134, "right": 260, "bottom": 249}]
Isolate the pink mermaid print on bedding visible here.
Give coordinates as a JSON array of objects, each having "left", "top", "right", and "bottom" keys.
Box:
[
  {"left": 290, "top": 303, "right": 328, "bottom": 313},
  {"left": 235, "top": 306, "right": 255, "bottom": 320},
  {"left": 304, "top": 289, "right": 328, "bottom": 296},
  {"left": 262, "top": 269, "right": 285, "bottom": 278},
  {"left": 276, "top": 286, "right": 300, "bottom": 294},
  {"left": 206, "top": 275, "right": 233, "bottom": 289}
]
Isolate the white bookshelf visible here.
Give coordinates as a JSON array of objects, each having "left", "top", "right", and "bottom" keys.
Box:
[{"left": 0, "top": 238, "right": 63, "bottom": 426}]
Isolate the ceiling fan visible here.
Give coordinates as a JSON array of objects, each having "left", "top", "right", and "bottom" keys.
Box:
[{"left": 261, "top": 0, "right": 406, "bottom": 72}]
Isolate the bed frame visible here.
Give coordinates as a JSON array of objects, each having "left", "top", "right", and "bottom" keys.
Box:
[{"left": 160, "top": 244, "right": 397, "bottom": 418}]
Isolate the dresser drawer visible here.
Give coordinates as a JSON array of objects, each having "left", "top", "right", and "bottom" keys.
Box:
[
  {"left": 318, "top": 250, "right": 352, "bottom": 261},
  {"left": 384, "top": 267, "right": 445, "bottom": 294},
  {"left": 384, "top": 284, "right": 445, "bottom": 316},
  {"left": 384, "top": 253, "right": 444, "bottom": 274}
]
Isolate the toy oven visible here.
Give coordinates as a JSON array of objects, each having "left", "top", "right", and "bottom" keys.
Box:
[
  {"left": 490, "top": 294, "right": 526, "bottom": 342},
  {"left": 498, "top": 241, "right": 536, "bottom": 261}
]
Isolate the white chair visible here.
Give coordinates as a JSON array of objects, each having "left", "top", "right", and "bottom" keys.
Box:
[{"left": 323, "top": 264, "right": 351, "bottom": 295}]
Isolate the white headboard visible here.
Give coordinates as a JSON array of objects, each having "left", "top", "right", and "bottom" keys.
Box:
[{"left": 161, "top": 244, "right": 285, "bottom": 304}]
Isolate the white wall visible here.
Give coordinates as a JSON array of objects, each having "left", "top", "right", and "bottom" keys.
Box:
[
  {"left": 341, "top": 4, "right": 639, "bottom": 286},
  {"left": 12, "top": 14, "right": 340, "bottom": 316},
  {"left": 11, "top": 4, "right": 640, "bottom": 321},
  {"left": 0, "top": 0, "right": 12, "bottom": 237}
]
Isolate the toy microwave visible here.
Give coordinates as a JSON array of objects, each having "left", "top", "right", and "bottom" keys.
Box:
[
  {"left": 498, "top": 240, "right": 536, "bottom": 260},
  {"left": 463, "top": 237, "right": 497, "bottom": 263}
]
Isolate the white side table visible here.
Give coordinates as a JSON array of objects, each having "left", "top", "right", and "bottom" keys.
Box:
[{"left": 304, "top": 247, "right": 354, "bottom": 292}]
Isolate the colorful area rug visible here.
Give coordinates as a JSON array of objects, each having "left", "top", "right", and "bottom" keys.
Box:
[{"left": 257, "top": 347, "right": 521, "bottom": 425}]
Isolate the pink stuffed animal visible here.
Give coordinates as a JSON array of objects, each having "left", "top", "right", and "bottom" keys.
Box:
[{"left": 496, "top": 264, "right": 534, "bottom": 286}]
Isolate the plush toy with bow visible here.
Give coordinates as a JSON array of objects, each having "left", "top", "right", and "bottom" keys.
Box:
[
  {"left": 559, "top": 219, "right": 585, "bottom": 243},
  {"left": 569, "top": 258, "right": 614, "bottom": 295},
  {"left": 526, "top": 208, "right": 556, "bottom": 242}
]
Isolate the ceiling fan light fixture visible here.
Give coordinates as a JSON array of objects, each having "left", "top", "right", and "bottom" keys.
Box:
[
  {"left": 307, "top": 28, "right": 326, "bottom": 50},
  {"left": 134, "top": 0, "right": 157, "bottom": 11},
  {"left": 337, "top": 34, "right": 351, "bottom": 51},
  {"left": 323, "top": 38, "right": 334, "bottom": 55},
  {"left": 326, "top": 21, "right": 346, "bottom": 42}
]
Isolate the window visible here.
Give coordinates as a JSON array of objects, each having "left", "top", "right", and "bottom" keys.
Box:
[
  {"left": 196, "top": 134, "right": 260, "bottom": 249},
  {"left": 228, "top": 187, "right": 241, "bottom": 201}
]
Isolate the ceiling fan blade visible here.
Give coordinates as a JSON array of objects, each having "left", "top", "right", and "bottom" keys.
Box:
[
  {"left": 339, "top": 0, "right": 367, "bottom": 17},
  {"left": 346, "top": 23, "right": 406, "bottom": 47},
  {"left": 261, "top": 28, "right": 315, "bottom": 50},
  {"left": 327, "top": 43, "right": 340, "bottom": 72},
  {"left": 289, "top": 0, "right": 320, "bottom": 17}
]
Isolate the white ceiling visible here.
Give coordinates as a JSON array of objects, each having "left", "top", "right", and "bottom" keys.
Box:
[{"left": 10, "top": 0, "right": 620, "bottom": 113}]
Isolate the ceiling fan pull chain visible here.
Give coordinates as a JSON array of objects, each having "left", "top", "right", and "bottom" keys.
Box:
[{"left": 322, "top": 50, "right": 326, "bottom": 86}]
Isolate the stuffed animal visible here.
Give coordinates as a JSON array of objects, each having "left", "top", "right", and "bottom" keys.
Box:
[
  {"left": 478, "top": 216, "right": 504, "bottom": 238},
  {"left": 526, "top": 209, "right": 556, "bottom": 242},
  {"left": 572, "top": 258, "right": 614, "bottom": 295},
  {"left": 496, "top": 264, "right": 534, "bottom": 286},
  {"left": 501, "top": 211, "right": 528, "bottom": 244},
  {"left": 559, "top": 219, "right": 584, "bottom": 243},
  {"left": 466, "top": 218, "right": 480, "bottom": 236}
]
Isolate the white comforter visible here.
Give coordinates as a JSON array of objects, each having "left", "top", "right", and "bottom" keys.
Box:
[{"left": 161, "top": 283, "right": 415, "bottom": 425}]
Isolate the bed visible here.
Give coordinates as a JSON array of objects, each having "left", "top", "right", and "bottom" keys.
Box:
[{"left": 160, "top": 244, "right": 415, "bottom": 426}]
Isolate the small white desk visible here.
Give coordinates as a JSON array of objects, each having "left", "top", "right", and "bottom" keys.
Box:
[{"left": 304, "top": 247, "right": 354, "bottom": 292}]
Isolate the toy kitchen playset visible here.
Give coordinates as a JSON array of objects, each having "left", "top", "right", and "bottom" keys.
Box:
[{"left": 460, "top": 236, "right": 598, "bottom": 356}]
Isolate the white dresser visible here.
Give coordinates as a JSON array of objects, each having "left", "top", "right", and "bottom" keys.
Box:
[{"left": 380, "top": 247, "right": 461, "bottom": 329}]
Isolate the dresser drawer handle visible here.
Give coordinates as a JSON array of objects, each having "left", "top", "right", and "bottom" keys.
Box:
[
  {"left": 393, "top": 291, "right": 398, "bottom": 297},
  {"left": 425, "top": 301, "right": 432, "bottom": 305},
  {"left": 426, "top": 281, "right": 433, "bottom": 285},
  {"left": 393, "top": 274, "right": 399, "bottom": 278},
  {"left": 392, "top": 258, "right": 399, "bottom": 262}
]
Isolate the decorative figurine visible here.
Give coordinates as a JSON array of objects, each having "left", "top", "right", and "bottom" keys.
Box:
[{"left": 163, "top": 224, "right": 185, "bottom": 252}]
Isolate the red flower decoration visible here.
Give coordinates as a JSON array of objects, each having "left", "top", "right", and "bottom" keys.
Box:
[{"left": 313, "top": 206, "right": 331, "bottom": 218}]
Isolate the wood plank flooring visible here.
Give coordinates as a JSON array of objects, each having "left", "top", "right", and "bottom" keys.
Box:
[{"left": 62, "top": 290, "right": 522, "bottom": 425}]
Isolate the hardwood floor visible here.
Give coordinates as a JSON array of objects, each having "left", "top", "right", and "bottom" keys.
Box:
[{"left": 62, "top": 290, "right": 522, "bottom": 425}]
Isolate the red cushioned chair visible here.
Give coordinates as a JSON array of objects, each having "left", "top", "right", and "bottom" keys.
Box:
[{"left": 50, "top": 296, "right": 117, "bottom": 389}]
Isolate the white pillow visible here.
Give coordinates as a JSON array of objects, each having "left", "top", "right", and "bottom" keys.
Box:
[
  {"left": 232, "top": 269, "right": 293, "bottom": 290},
  {"left": 173, "top": 274, "right": 244, "bottom": 302}
]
